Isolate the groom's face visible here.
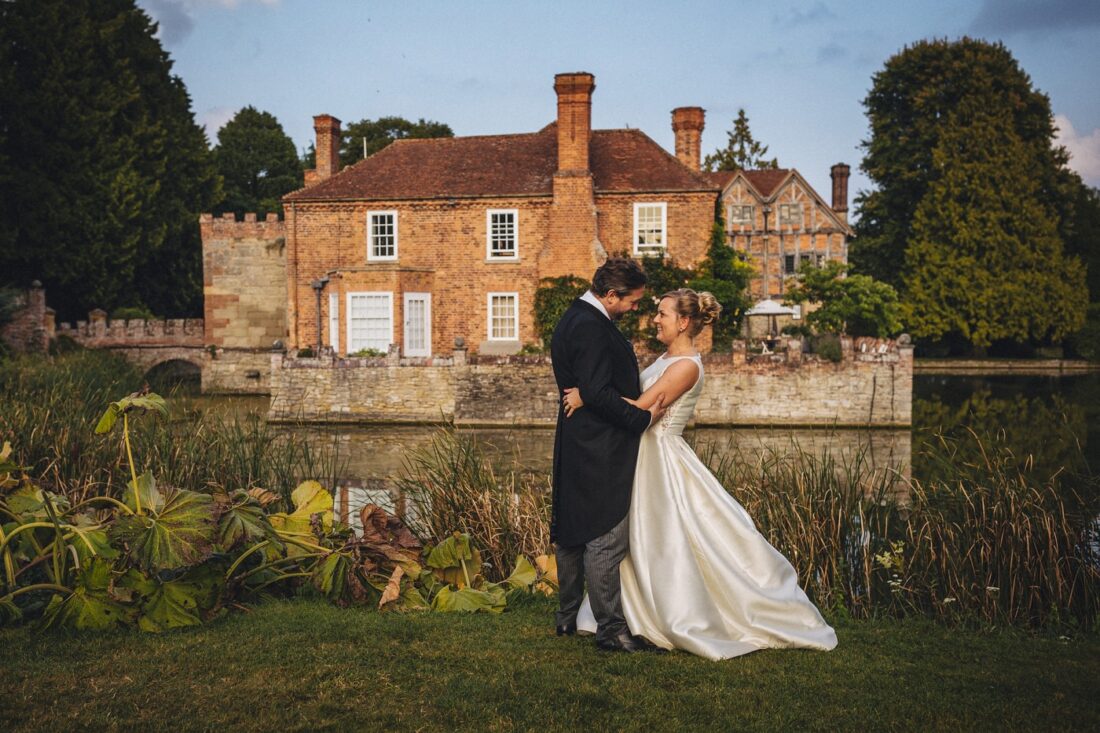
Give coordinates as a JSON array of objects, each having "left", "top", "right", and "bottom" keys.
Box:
[{"left": 605, "top": 287, "right": 646, "bottom": 320}]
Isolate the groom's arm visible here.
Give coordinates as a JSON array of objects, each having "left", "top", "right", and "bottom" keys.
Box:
[{"left": 569, "top": 321, "right": 652, "bottom": 435}]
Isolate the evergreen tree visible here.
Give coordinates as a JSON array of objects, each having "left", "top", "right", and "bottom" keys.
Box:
[
  {"left": 703, "top": 109, "right": 778, "bottom": 172},
  {"left": 852, "top": 38, "right": 1077, "bottom": 293},
  {"left": 340, "top": 117, "right": 453, "bottom": 166},
  {"left": 213, "top": 107, "right": 303, "bottom": 218},
  {"left": 0, "top": 0, "right": 219, "bottom": 319},
  {"left": 902, "top": 106, "right": 1086, "bottom": 349},
  {"left": 688, "top": 222, "right": 754, "bottom": 349}
]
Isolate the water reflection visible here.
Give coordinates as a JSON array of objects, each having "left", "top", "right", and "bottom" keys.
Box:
[{"left": 175, "top": 372, "right": 1098, "bottom": 522}]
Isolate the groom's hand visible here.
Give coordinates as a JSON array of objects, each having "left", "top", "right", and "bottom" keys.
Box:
[{"left": 646, "top": 394, "right": 666, "bottom": 428}]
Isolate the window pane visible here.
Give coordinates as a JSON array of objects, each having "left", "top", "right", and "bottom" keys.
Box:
[
  {"left": 371, "top": 213, "right": 395, "bottom": 258},
  {"left": 489, "top": 211, "right": 516, "bottom": 257},
  {"left": 489, "top": 294, "right": 516, "bottom": 339},
  {"left": 636, "top": 204, "right": 665, "bottom": 251}
]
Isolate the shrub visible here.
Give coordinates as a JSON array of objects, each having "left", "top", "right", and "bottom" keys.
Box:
[{"left": 532, "top": 275, "right": 589, "bottom": 347}]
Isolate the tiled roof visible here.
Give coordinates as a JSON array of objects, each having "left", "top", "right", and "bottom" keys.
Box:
[
  {"left": 285, "top": 123, "right": 717, "bottom": 202},
  {"left": 703, "top": 170, "right": 736, "bottom": 188},
  {"left": 741, "top": 169, "right": 792, "bottom": 198}
]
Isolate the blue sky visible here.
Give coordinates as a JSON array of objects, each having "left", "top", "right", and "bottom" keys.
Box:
[{"left": 136, "top": 0, "right": 1100, "bottom": 206}]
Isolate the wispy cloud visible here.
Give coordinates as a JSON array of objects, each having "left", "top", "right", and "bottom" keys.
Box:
[
  {"left": 774, "top": 2, "right": 837, "bottom": 28},
  {"left": 817, "top": 43, "right": 847, "bottom": 63},
  {"left": 1055, "top": 114, "right": 1100, "bottom": 186},
  {"left": 970, "top": 0, "right": 1100, "bottom": 36},
  {"left": 138, "top": 0, "right": 279, "bottom": 46}
]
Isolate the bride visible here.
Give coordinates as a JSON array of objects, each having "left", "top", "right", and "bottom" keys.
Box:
[{"left": 564, "top": 289, "right": 837, "bottom": 660}]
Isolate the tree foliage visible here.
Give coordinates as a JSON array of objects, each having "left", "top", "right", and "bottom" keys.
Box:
[
  {"left": 340, "top": 117, "right": 454, "bottom": 166},
  {"left": 687, "top": 222, "right": 754, "bottom": 349},
  {"left": 0, "top": 0, "right": 220, "bottom": 320},
  {"left": 703, "top": 109, "right": 778, "bottom": 172},
  {"left": 783, "top": 261, "right": 903, "bottom": 338},
  {"left": 901, "top": 106, "right": 1086, "bottom": 347},
  {"left": 533, "top": 276, "right": 590, "bottom": 348},
  {"left": 852, "top": 39, "right": 1078, "bottom": 295},
  {"left": 212, "top": 107, "right": 302, "bottom": 219}
]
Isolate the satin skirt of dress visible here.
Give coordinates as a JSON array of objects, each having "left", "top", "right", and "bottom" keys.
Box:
[{"left": 577, "top": 430, "right": 838, "bottom": 661}]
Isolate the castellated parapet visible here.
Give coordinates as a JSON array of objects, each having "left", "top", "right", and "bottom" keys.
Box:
[{"left": 55, "top": 309, "right": 203, "bottom": 347}]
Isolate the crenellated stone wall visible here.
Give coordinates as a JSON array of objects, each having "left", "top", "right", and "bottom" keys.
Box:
[
  {"left": 269, "top": 337, "right": 914, "bottom": 427},
  {"left": 200, "top": 212, "right": 288, "bottom": 393}
]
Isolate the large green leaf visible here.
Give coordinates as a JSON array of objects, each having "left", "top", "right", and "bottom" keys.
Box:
[
  {"left": 68, "top": 514, "right": 119, "bottom": 565},
  {"left": 123, "top": 471, "right": 163, "bottom": 514},
  {"left": 312, "top": 551, "right": 351, "bottom": 602},
  {"left": 95, "top": 392, "right": 169, "bottom": 434},
  {"left": 122, "top": 564, "right": 223, "bottom": 633},
  {"left": 504, "top": 555, "right": 537, "bottom": 590},
  {"left": 268, "top": 480, "right": 333, "bottom": 538},
  {"left": 110, "top": 488, "right": 216, "bottom": 572},
  {"left": 425, "top": 533, "right": 482, "bottom": 588},
  {"left": 216, "top": 491, "right": 278, "bottom": 550},
  {"left": 430, "top": 584, "right": 506, "bottom": 614},
  {"left": 38, "top": 560, "right": 133, "bottom": 630}
]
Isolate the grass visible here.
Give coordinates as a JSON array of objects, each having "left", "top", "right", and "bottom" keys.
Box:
[{"left": 1, "top": 596, "right": 1098, "bottom": 732}]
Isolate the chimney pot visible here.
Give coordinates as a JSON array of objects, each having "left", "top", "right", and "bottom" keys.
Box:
[
  {"left": 671, "top": 107, "right": 706, "bottom": 171},
  {"left": 554, "top": 72, "right": 596, "bottom": 173},
  {"left": 830, "top": 163, "right": 850, "bottom": 219},
  {"left": 313, "top": 114, "right": 342, "bottom": 183}
]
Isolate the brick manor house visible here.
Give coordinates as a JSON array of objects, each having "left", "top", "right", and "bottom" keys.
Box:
[{"left": 202, "top": 72, "right": 853, "bottom": 366}]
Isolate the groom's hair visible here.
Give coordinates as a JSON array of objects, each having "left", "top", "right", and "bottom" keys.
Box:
[{"left": 590, "top": 257, "right": 647, "bottom": 298}]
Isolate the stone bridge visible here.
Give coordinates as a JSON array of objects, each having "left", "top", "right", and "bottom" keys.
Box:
[{"left": 55, "top": 309, "right": 207, "bottom": 377}]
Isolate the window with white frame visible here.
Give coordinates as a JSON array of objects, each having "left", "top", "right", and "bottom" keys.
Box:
[
  {"left": 328, "top": 292, "right": 340, "bottom": 354},
  {"left": 728, "top": 204, "right": 754, "bottom": 226},
  {"left": 778, "top": 203, "right": 802, "bottom": 227},
  {"left": 346, "top": 292, "right": 393, "bottom": 353},
  {"left": 367, "top": 211, "right": 397, "bottom": 261},
  {"left": 633, "top": 202, "right": 667, "bottom": 256},
  {"left": 487, "top": 209, "right": 518, "bottom": 259},
  {"left": 784, "top": 254, "right": 797, "bottom": 275},
  {"left": 487, "top": 292, "right": 519, "bottom": 341}
]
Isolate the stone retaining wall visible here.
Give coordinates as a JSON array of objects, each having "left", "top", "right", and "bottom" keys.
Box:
[{"left": 269, "top": 337, "right": 913, "bottom": 427}]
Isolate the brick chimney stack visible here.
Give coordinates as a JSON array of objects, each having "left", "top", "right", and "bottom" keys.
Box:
[
  {"left": 830, "top": 163, "right": 850, "bottom": 223},
  {"left": 671, "top": 107, "right": 706, "bottom": 171},
  {"left": 313, "top": 114, "right": 342, "bottom": 182},
  {"left": 554, "top": 72, "right": 595, "bottom": 172}
]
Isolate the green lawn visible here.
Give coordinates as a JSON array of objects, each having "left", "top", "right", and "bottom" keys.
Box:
[{"left": 2, "top": 597, "right": 1097, "bottom": 732}]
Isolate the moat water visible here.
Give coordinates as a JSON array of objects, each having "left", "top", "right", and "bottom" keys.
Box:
[{"left": 185, "top": 373, "right": 1099, "bottom": 502}]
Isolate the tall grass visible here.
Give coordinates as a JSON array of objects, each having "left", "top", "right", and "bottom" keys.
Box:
[
  {"left": 392, "top": 424, "right": 1098, "bottom": 628},
  {"left": 0, "top": 350, "right": 344, "bottom": 510},
  {"left": 394, "top": 428, "right": 551, "bottom": 581},
  {"left": 698, "top": 434, "right": 1100, "bottom": 629}
]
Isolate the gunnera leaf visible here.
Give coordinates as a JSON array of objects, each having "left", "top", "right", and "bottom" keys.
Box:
[
  {"left": 110, "top": 488, "right": 216, "bottom": 572},
  {"left": 38, "top": 559, "right": 134, "bottom": 630}
]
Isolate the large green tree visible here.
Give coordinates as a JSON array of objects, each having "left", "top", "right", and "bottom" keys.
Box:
[
  {"left": 703, "top": 109, "right": 778, "bottom": 172},
  {"left": 340, "top": 117, "right": 454, "bottom": 166},
  {"left": 901, "top": 105, "right": 1085, "bottom": 348},
  {"left": 0, "top": 0, "right": 219, "bottom": 320},
  {"left": 852, "top": 39, "right": 1078, "bottom": 295},
  {"left": 213, "top": 107, "right": 302, "bottom": 219}
]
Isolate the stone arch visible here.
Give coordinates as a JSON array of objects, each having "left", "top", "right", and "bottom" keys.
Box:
[{"left": 143, "top": 357, "right": 202, "bottom": 395}]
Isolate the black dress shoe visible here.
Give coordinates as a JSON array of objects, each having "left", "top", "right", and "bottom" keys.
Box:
[
  {"left": 556, "top": 622, "right": 577, "bottom": 636},
  {"left": 596, "top": 630, "right": 644, "bottom": 653}
]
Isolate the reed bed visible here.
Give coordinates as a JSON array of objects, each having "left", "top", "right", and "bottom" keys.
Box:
[
  {"left": 0, "top": 351, "right": 344, "bottom": 510},
  {"left": 394, "top": 428, "right": 551, "bottom": 581},
  {"left": 393, "top": 426, "right": 1097, "bottom": 628}
]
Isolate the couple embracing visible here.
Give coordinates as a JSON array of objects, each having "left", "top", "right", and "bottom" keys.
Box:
[{"left": 550, "top": 257, "right": 838, "bottom": 660}]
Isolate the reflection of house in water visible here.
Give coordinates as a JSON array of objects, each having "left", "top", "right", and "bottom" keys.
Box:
[{"left": 317, "top": 425, "right": 912, "bottom": 527}]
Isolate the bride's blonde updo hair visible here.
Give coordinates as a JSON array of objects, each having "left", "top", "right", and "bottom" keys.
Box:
[{"left": 660, "top": 288, "right": 721, "bottom": 337}]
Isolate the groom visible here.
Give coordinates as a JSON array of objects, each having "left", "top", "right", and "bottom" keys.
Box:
[{"left": 550, "top": 257, "right": 663, "bottom": 653}]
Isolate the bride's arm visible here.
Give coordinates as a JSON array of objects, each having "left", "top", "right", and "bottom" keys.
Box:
[{"left": 626, "top": 360, "right": 699, "bottom": 410}]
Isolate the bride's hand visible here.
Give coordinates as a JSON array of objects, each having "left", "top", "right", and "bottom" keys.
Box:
[
  {"left": 562, "top": 387, "right": 584, "bottom": 417},
  {"left": 622, "top": 397, "right": 639, "bottom": 407}
]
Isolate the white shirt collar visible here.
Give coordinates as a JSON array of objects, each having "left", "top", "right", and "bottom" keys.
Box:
[{"left": 580, "top": 290, "right": 610, "bottom": 320}]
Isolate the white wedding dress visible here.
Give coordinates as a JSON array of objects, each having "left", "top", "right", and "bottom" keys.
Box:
[{"left": 577, "top": 354, "right": 838, "bottom": 660}]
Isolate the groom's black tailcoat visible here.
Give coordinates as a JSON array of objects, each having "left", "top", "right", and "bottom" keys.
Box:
[{"left": 551, "top": 298, "right": 651, "bottom": 547}]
